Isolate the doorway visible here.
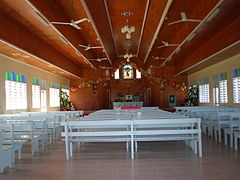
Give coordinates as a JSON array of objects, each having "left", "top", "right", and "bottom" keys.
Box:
[{"left": 147, "top": 88, "right": 151, "bottom": 107}]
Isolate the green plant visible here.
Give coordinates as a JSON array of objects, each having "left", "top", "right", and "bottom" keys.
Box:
[
  {"left": 115, "top": 93, "right": 124, "bottom": 102},
  {"left": 59, "top": 91, "right": 70, "bottom": 110},
  {"left": 187, "top": 85, "right": 198, "bottom": 106}
]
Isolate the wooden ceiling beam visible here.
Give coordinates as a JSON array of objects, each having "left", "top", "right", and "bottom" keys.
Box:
[
  {"left": 138, "top": 0, "right": 170, "bottom": 63},
  {"left": 174, "top": 0, "right": 240, "bottom": 75},
  {"left": 81, "top": 0, "right": 117, "bottom": 65},
  {"left": 27, "top": 0, "right": 98, "bottom": 68},
  {"left": 0, "top": 10, "right": 83, "bottom": 78}
]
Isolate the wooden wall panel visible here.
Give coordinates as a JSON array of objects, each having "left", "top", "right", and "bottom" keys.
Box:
[
  {"left": 70, "top": 69, "right": 108, "bottom": 110},
  {"left": 70, "top": 60, "right": 188, "bottom": 110}
]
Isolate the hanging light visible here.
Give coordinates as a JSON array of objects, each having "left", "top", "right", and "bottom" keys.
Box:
[
  {"left": 126, "top": 33, "right": 131, "bottom": 39},
  {"left": 121, "top": 19, "right": 135, "bottom": 39}
]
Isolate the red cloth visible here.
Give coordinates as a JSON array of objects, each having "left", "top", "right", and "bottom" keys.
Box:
[{"left": 121, "top": 106, "right": 140, "bottom": 109}]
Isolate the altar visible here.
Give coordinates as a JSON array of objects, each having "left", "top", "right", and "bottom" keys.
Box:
[{"left": 112, "top": 102, "right": 143, "bottom": 109}]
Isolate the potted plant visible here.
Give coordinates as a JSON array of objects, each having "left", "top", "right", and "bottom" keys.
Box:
[
  {"left": 115, "top": 93, "right": 125, "bottom": 102},
  {"left": 59, "top": 91, "right": 70, "bottom": 110},
  {"left": 187, "top": 85, "right": 198, "bottom": 106}
]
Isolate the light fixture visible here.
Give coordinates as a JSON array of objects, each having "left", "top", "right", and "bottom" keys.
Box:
[
  {"left": 121, "top": 20, "right": 135, "bottom": 39},
  {"left": 187, "top": 33, "right": 196, "bottom": 41},
  {"left": 124, "top": 52, "right": 133, "bottom": 62},
  {"left": 175, "top": 47, "right": 181, "bottom": 54},
  {"left": 206, "top": 8, "right": 220, "bottom": 22}
]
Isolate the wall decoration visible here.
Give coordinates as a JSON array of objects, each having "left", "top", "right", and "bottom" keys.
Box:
[
  {"left": 93, "top": 84, "right": 97, "bottom": 94},
  {"left": 71, "top": 61, "right": 187, "bottom": 93}
]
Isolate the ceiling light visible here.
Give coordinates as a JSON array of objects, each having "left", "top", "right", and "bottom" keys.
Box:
[
  {"left": 121, "top": 20, "right": 135, "bottom": 39},
  {"left": 206, "top": 8, "right": 220, "bottom": 22},
  {"left": 187, "top": 33, "right": 196, "bottom": 41},
  {"left": 167, "top": 56, "right": 172, "bottom": 61},
  {"left": 121, "top": 11, "right": 134, "bottom": 16},
  {"left": 175, "top": 47, "right": 181, "bottom": 54}
]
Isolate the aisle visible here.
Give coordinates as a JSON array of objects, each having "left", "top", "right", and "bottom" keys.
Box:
[{"left": 1, "top": 137, "right": 240, "bottom": 180}]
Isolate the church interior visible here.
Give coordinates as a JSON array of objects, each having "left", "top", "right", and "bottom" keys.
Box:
[{"left": 0, "top": 0, "right": 240, "bottom": 179}]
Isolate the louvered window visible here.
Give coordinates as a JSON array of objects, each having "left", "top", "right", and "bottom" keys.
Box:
[
  {"left": 233, "top": 68, "right": 240, "bottom": 103},
  {"left": 5, "top": 71, "right": 27, "bottom": 110},
  {"left": 32, "top": 77, "right": 40, "bottom": 108},
  {"left": 49, "top": 82, "right": 60, "bottom": 107},
  {"left": 198, "top": 78, "right": 209, "bottom": 103}
]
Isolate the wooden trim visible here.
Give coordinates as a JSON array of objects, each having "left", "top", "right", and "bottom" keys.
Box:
[
  {"left": 25, "top": 0, "right": 96, "bottom": 70},
  {"left": 137, "top": 0, "right": 150, "bottom": 57},
  {"left": 81, "top": 0, "right": 113, "bottom": 66},
  {"left": 0, "top": 39, "right": 82, "bottom": 79},
  {"left": 174, "top": 40, "right": 240, "bottom": 76},
  {"left": 143, "top": 0, "right": 173, "bottom": 64},
  {"left": 160, "top": 0, "right": 225, "bottom": 68},
  {"left": 103, "top": 0, "right": 119, "bottom": 57}
]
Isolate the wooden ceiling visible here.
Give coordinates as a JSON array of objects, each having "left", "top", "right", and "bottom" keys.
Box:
[{"left": 0, "top": 0, "right": 239, "bottom": 78}]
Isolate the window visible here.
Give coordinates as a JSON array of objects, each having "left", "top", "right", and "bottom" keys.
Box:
[
  {"left": 114, "top": 69, "right": 120, "bottom": 79},
  {"left": 122, "top": 64, "right": 133, "bottom": 79},
  {"left": 32, "top": 77, "right": 40, "bottom": 108},
  {"left": 49, "top": 82, "right": 60, "bottom": 107},
  {"left": 199, "top": 84, "right": 209, "bottom": 103},
  {"left": 219, "top": 72, "right": 228, "bottom": 103},
  {"left": 233, "top": 68, "right": 240, "bottom": 103},
  {"left": 5, "top": 71, "right": 27, "bottom": 110},
  {"left": 136, "top": 69, "right": 141, "bottom": 79},
  {"left": 198, "top": 78, "right": 209, "bottom": 103}
]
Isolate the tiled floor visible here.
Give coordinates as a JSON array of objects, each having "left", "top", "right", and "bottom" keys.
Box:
[{"left": 1, "top": 137, "right": 240, "bottom": 180}]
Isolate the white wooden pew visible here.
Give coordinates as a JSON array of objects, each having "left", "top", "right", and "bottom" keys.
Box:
[
  {"left": 0, "top": 131, "right": 13, "bottom": 173},
  {"left": 61, "top": 120, "right": 134, "bottom": 160},
  {"left": 133, "top": 118, "right": 202, "bottom": 157},
  {"left": 0, "top": 123, "right": 23, "bottom": 162},
  {"left": 2, "top": 116, "right": 49, "bottom": 150}
]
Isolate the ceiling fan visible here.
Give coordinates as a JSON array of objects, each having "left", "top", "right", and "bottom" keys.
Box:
[
  {"left": 168, "top": 12, "right": 202, "bottom": 25},
  {"left": 87, "top": 57, "right": 108, "bottom": 62},
  {"left": 78, "top": 44, "right": 103, "bottom": 51},
  {"left": 157, "top": 41, "right": 179, "bottom": 48},
  {"left": 152, "top": 56, "right": 167, "bottom": 60},
  {"left": 51, "top": 18, "right": 90, "bottom": 30},
  {"left": 99, "top": 66, "right": 113, "bottom": 69}
]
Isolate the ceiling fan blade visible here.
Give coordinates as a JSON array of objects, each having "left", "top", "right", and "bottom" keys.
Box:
[
  {"left": 167, "top": 20, "right": 183, "bottom": 25},
  {"left": 51, "top": 22, "right": 71, "bottom": 25},
  {"left": 100, "top": 58, "right": 108, "bottom": 60},
  {"left": 168, "top": 44, "right": 179, "bottom": 46},
  {"left": 71, "top": 23, "right": 81, "bottom": 29},
  {"left": 73, "top": 18, "right": 89, "bottom": 24},
  {"left": 180, "top": 12, "right": 187, "bottom": 21},
  {"left": 161, "top": 41, "right": 168, "bottom": 45},
  {"left": 91, "top": 46, "right": 103, "bottom": 49},
  {"left": 84, "top": 47, "right": 91, "bottom": 51},
  {"left": 157, "top": 45, "right": 166, "bottom": 49},
  {"left": 78, "top": 44, "right": 88, "bottom": 48},
  {"left": 185, "top": 19, "right": 202, "bottom": 22}
]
